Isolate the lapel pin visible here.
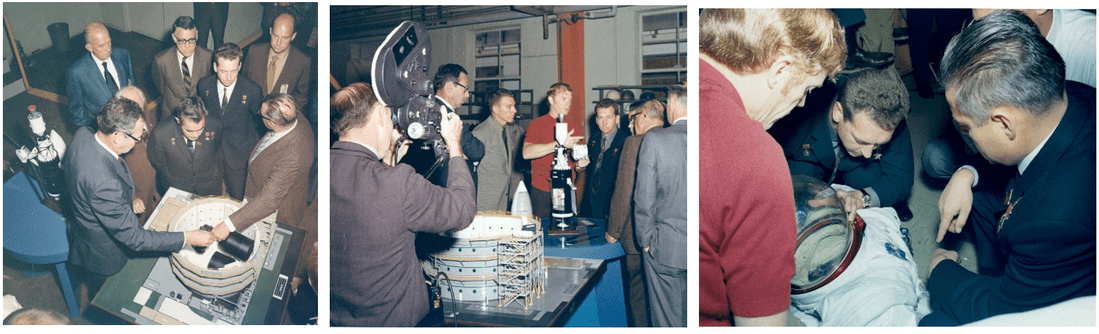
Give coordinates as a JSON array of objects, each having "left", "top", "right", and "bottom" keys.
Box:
[{"left": 802, "top": 144, "right": 811, "bottom": 157}]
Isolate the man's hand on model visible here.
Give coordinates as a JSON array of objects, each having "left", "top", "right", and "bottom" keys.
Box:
[
  {"left": 938, "top": 168, "right": 975, "bottom": 242},
  {"left": 576, "top": 156, "right": 590, "bottom": 169},
  {"left": 604, "top": 233, "right": 618, "bottom": 243},
  {"left": 563, "top": 129, "right": 583, "bottom": 149},
  {"left": 212, "top": 222, "right": 231, "bottom": 241},
  {"left": 185, "top": 230, "right": 217, "bottom": 247}
]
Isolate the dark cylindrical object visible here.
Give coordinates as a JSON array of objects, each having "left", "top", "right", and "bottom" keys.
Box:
[
  {"left": 47, "top": 22, "right": 70, "bottom": 54},
  {"left": 207, "top": 252, "right": 235, "bottom": 269},
  {"left": 220, "top": 231, "right": 255, "bottom": 261}
]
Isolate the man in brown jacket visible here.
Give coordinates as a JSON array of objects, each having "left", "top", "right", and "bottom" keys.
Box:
[
  {"left": 210, "top": 94, "right": 313, "bottom": 240},
  {"left": 607, "top": 98, "right": 666, "bottom": 327}
]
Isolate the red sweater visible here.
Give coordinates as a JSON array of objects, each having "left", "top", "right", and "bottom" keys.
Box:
[
  {"left": 524, "top": 113, "right": 580, "bottom": 192},
  {"left": 699, "top": 59, "right": 797, "bottom": 325}
]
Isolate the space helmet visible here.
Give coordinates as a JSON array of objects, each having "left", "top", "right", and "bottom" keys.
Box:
[{"left": 790, "top": 175, "right": 866, "bottom": 294}]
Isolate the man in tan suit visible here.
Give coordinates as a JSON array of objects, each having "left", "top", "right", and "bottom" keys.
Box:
[
  {"left": 211, "top": 94, "right": 314, "bottom": 240},
  {"left": 242, "top": 13, "right": 311, "bottom": 110},
  {"left": 152, "top": 16, "right": 212, "bottom": 123},
  {"left": 607, "top": 98, "right": 666, "bottom": 327},
  {"left": 471, "top": 88, "right": 524, "bottom": 211}
]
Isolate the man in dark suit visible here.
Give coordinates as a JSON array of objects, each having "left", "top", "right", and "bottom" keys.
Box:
[
  {"left": 64, "top": 97, "right": 215, "bottom": 300},
  {"left": 330, "top": 83, "right": 475, "bottom": 326},
  {"left": 634, "top": 84, "right": 688, "bottom": 327},
  {"left": 581, "top": 99, "right": 629, "bottom": 221},
  {"left": 607, "top": 99, "right": 665, "bottom": 327},
  {"left": 67, "top": 22, "right": 135, "bottom": 129},
  {"left": 198, "top": 43, "right": 263, "bottom": 200},
  {"left": 152, "top": 16, "right": 213, "bottom": 122},
  {"left": 194, "top": 2, "right": 229, "bottom": 50},
  {"left": 147, "top": 96, "right": 223, "bottom": 197},
  {"left": 209, "top": 94, "right": 314, "bottom": 240},
  {"left": 242, "top": 13, "right": 311, "bottom": 110},
  {"left": 398, "top": 63, "right": 484, "bottom": 187},
  {"left": 923, "top": 10, "right": 1096, "bottom": 326},
  {"left": 775, "top": 67, "right": 913, "bottom": 221},
  {"left": 471, "top": 88, "right": 524, "bottom": 211}
]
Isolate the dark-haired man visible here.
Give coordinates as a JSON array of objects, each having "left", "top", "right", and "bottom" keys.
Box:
[
  {"left": 147, "top": 96, "right": 223, "bottom": 197},
  {"left": 65, "top": 97, "right": 215, "bottom": 299},
  {"left": 922, "top": 9, "right": 1096, "bottom": 326},
  {"left": 471, "top": 88, "right": 523, "bottom": 211},
  {"left": 775, "top": 68, "right": 913, "bottom": 221},
  {"left": 398, "top": 63, "right": 484, "bottom": 187},
  {"left": 198, "top": 43, "right": 264, "bottom": 200},
  {"left": 580, "top": 99, "right": 628, "bottom": 221},
  {"left": 152, "top": 16, "right": 212, "bottom": 122}
]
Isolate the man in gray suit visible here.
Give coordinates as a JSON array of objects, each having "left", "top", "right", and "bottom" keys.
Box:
[
  {"left": 472, "top": 88, "right": 524, "bottom": 211},
  {"left": 634, "top": 84, "right": 688, "bottom": 327},
  {"left": 64, "top": 97, "right": 215, "bottom": 302},
  {"left": 152, "top": 16, "right": 213, "bottom": 123}
]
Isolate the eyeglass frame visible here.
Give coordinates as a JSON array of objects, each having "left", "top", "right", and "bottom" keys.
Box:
[
  {"left": 173, "top": 35, "right": 198, "bottom": 45},
  {"left": 121, "top": 123, "right": 148, "bottom": 142}
]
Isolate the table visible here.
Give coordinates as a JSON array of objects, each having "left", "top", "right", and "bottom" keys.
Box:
[
  {"left": 442, "top": 257, "right": 605, "bottom": 327},
  {"left": 542, "top": 217, "right": 628, "bottom": 327},
  {"left": 90, "top": 189, "right": 306, "bottom": 325},
  {"left": 3, "top": 171, "right": 79, "bottom": 317}
]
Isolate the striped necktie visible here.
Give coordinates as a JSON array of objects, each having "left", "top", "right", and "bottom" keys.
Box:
[{"left": 181, "top": 55, "right": 192, "bottom": 90}]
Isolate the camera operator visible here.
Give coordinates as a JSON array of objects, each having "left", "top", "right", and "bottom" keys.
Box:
[{"left": 329, "top": 82, "right": 476, "bottom": 326}]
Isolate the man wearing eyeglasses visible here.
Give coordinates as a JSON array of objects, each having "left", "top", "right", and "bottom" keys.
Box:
[
  {"left": 153, "top": 16, "right": 212, "bottom": 123},
  {"left": 398, "top": 63, "right": 484, "bottom": 187},
  {"left": 773, "top": 67, "right": 913, "bottom": 221},
  {"left": 607, "top": 98, "right": 665, "bottom": 327},
  {"left": 64, "top": 97, "right": 216, "bottom": 305}
]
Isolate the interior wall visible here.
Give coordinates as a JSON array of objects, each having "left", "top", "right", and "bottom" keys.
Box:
[{"left": 2, "top": 2, "right": 263, "bottom": 59}]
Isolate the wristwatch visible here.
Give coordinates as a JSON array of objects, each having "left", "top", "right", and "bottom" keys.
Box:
[{"left": 859, "top": 189, "right": 872, "bottom": 208}]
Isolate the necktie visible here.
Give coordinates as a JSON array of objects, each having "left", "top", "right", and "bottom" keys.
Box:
[
  {"left": 103, "top": 61, "right": 119, "bottom": 93},
  {"left": 998, "top": 173, "right": 1022, "bottom": 233},
  {"left": 595, "top": 138, "right": 606, "bottom": 171},
  {"left": 222, "top": 87, "right": 228, "bottom": 108},
  {"left": 267, "top": 54, "right": 278, "bottom": 93},
  {"left": 181, "top": 55, "right": 192, "bottom": 90},
  {"left": 251, "top": 132, "right": 275, "bottom": 163},
  {"left": 501, "top": 128, "right": 509, "bottom": 157},
  {"left": 188, "top": 139, "right": 196, "bottom": 154}
]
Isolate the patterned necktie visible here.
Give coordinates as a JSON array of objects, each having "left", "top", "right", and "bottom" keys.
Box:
[
  {"left": 103, "top": 61, "right": 119, "bottom": 93},
  {"left": 251, "top": 132, "right": 275, "bottom": 163},
  {"left": 267, "top": 54, "right": 278, "bottom": 93},
  {"left": 181, "top": 55, "right": 192, "bottom": 90},
  {"left": 222, "top": 87, "right": 228, "bottom": 108}
]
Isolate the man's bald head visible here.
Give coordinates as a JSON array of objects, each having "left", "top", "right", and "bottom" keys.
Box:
[
  {"left": 270, "top": 13, "right": 297, "bottom": 55},
  {"left": 115, "top": 86, "right": 147, "bottom": 107},
  {"left": 84, "top": 22, "right": 113, "bottom": 61}
]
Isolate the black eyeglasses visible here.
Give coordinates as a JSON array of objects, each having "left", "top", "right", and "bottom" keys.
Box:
[
  {"left": 453, "top": 81, "right": 469, "bottom": 93},
  {"left": 175, "top": 37, "right": 197, "bottom": 45},
  {"left": 122, "top": 124, "right": 148, "bottom": 142}
]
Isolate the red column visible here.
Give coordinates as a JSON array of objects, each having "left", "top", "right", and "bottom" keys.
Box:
[{"left": 557, "top": 14, "right": 586, "bottom": 137}]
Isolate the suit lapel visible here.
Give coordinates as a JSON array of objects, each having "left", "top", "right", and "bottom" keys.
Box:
[
  {"left": 83, "top": 54, "right": 111, "bottom": 95},
  {"left": 809, "top": 111, "right": 837, "bottom": 169}
]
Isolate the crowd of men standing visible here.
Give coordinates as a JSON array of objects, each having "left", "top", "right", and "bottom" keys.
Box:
[
  {"left": 330, "top": 59, "right": 689, "bottom": 326},
  {"left": 61, "top": 12, "right": 316, "bottom": 315}
]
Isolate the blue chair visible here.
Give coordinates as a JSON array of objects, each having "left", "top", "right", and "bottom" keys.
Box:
[{"left": 3, "top": 171, "right": 80, "bottom": 317}]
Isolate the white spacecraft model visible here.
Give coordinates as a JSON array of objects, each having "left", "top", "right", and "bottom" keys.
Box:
[
  {"left": 422, "top": 211, "right": 546, "bottom": 309},
  {"left": 148, "top": 196, "right": 277, "bottom": 296}
]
